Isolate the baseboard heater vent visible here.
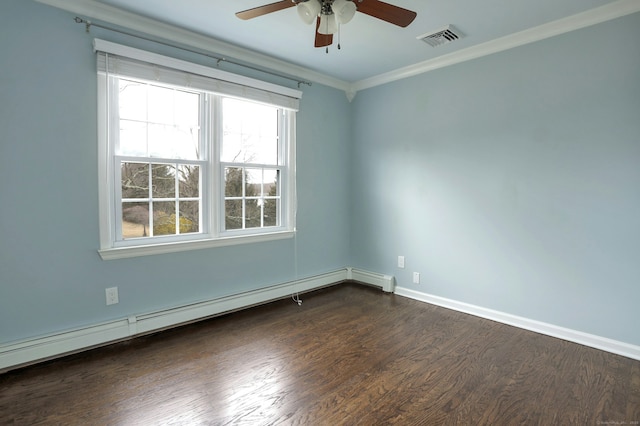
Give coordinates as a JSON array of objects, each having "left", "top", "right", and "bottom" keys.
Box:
[
  {"left": 347, "top": 268, "right": 395, "bottom": 292},
  {"left": 0, "top": 268, "right": 394, "bottom": 372}
]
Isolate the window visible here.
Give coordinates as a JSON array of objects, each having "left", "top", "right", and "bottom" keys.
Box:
[
  {"left": 221, "top": 98, "right": 282, "bottom": 231},
  {"left": 96, "top": 40, "right": 300, "bottom": 259},
  {"left": 117, "top": 79, "right": 203, "bottom": 242}
]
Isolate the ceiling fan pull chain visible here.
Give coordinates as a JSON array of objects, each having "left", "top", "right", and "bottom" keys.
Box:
[{"left": 325, "top": 6, "right": 330, "bottom": 53}]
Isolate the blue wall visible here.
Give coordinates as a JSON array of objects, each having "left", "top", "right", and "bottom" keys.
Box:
[
  {"left": 351, "top": 12, "right": 640, "bottom": 345},
  {"left": 0, "top": 1, "right": 351, "bottom": 343},
  {"left": 1, "top": 1, "right": 638, "bottom": 349}
]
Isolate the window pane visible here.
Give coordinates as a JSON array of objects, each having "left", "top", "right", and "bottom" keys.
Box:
[
  {"left": 177, "top": 126, "right": 200, "bottom": 160},
  {"left": 221, "top": 97, "right": 278, "bottom": 165},
  {"left": 179, "top": 201, "right": 199, "bottom": 233},
  {"left": 258, "top": 137, "right": 278, "bottom": 165},
  {"left": 119, "top": 80, "right": 200, "bottom": 160},
  {"left": 264, "top": 169, "right": 280, "bottom": 227},
  {"left": 178, "top": 165, "right": 199, "bottom": 198},
  {"left": 264, "top": 169, "right": 279, "bottom": 196},
  {"left": 225, "top": 200, "right": 243, "bottom": 230},
  {"left": 119, "top": 80, "right": 147, "bottom": 121},
  {"left": 222, "top": 99, "right": 242, "bottom": 133},
  {"left": 245, "top": 199, "right": 260, "bottom": 228},
  {"left": 148, "top": 124, "right": 200, "bottom": 160},
  {"left": 121, "top": 163, "right": 149, "bottom": 199},
  {"left": 221, "top": 132, "right": 242, "bottom": 163},
  {"left": 245, "top": 168, "right": 262, "bottom": 197},
  {"left": 263, "top": 198, "right": 279, "bottom": 227},
  {"left": 119, "top": 120, "right": 148, "bottom": 156},
  {"left": 152, "top": 164, "right": 176, "bottom": 198},
  {"left": 147, "top": 85, "right": 175, "bottom": 124},
  {"left": 153, "top": 201, "right": 176, "bottom": 236},
  {"left": 225, "top": 167, "right": 244, "bottom": 197},
  {"left": 146, "top": 85, "right": 199, "bottom": 127},
  {"left": 122, "top": 202, "right": 150, "bottom": 239},
  {"left": 174, "top": 90, "right": 200, "bottom": 127}
]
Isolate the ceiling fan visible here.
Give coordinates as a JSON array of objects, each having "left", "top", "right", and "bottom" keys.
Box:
[{"left": 236, "top": 0, "right": 417, "bottom": 49}]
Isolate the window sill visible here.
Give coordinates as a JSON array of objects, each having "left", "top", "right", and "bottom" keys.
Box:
[{"left": 98, "top": 231, "right": 295, "bottom": 260}]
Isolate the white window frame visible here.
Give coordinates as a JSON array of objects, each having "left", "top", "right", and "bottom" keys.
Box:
[{"left": 95, "top": 40, "right": 299, "bottom": 260}]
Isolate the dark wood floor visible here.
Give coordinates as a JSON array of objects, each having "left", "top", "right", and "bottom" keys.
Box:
[{"left": 1, "top": 283, "right": 639, "bottom": 425}]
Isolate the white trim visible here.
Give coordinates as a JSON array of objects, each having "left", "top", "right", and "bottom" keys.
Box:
[
  {"left": 132, "top": 269, "right": 346, "bottom": 335},
  {"left": 97, "top": 71, "right": 112, "bottom": 249},
  {"left": 351, "top": 0, "right": 640, "bottom": 92},
  {"left": 285, "top": 109, "right": 297, "bottom": 232},
  {"left": 98, "top": 230, "right": 295, "bottom": 260},
  {"left": 0, "top": 268, "right": 394, "bottom": 372},
  {"left": 4, "top": 271, "right": 638, "bottom": 371},
  {"left": 36, "top": 0, "right": 640, "bottom": 97},
  {"left": 94, "top": 39, "right": 302, "bottom": 107},
  {"left": 0, "top": 319, "right": 130, "bottom": 370},
  {"left": 395, "top": 286, "right": 640, "bottom": 361}
]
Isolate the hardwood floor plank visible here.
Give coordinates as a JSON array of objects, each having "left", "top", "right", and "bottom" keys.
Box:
[{"left": 1, "top": 283, "right": 638, "bottom": 425}]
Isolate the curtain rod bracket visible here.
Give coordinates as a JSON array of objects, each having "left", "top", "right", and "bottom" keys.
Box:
[{"left": 74, "top": 17, "right": 92, "bottom": 33}]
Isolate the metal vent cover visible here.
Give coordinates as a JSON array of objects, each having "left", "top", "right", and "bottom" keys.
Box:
[{"left": 417, "top": 25, "right": 465, "bottom": 47}]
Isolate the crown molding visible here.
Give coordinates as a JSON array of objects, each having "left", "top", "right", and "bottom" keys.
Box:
[
  {"left": 351, "top": 0, "right": 640, "bottom": 92},
  {"left": 35, "top": 0, "right": 640, "bottom": 100},
  {"left": 34, "top": 0, "right": 351, "bottom": 93}
]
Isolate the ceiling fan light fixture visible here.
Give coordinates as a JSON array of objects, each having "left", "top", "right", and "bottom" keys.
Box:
[
  {"left": 332, "top": 0, "right": 356, "bottom": 24},
  {"left": 318, "top": 13, "right": 338, "bottom": 35},
  {"left": 297, "top": 0, "right": 321, "bottom": 25},
  {"left": 235, "top": 0, "right": 417, "bottom": 49}
]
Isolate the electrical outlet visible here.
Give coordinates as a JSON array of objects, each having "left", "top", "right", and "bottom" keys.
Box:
[
  {"left": 105, "top": 287, "right": 119, "bottom": 305},
  {"left": 398, "top": 256, "right": 405, "bottom": 268},
  {"left": 413, "top": 272, "right": 420, "bottom": 284}
]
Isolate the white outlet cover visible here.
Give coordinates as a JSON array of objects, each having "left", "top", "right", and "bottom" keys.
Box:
[
  {"left": 105, "top": 287, "right": 119, "bottom": 305},
  {"left": 398, "top": 256, "right": 405, "bottom": 268},
  {"left": 413, "top": 272, "right": 420, "bottom": 284}
]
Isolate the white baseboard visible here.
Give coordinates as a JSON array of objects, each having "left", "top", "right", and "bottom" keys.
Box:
[
  {"left": 0, "top": 267, "right": 392, "bottom": 372},
  {"left": 395, "top": 286, "right": 640, "bottom": 361}
]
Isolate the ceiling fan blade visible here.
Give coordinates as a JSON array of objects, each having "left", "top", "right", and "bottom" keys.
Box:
[
  {"left": 236, "top": 0, "right": 297, "bottom": 20},
  {"left": 314, "top": 16, "right": 333, "bottom": 48},
  {"left": 356, "top": 0, "right": 417, "bottom": 27}
]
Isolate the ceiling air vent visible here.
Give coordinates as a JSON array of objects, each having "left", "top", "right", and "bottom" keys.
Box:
[{"left": 417, "top": 25, "right": 465, "bottom": 47}]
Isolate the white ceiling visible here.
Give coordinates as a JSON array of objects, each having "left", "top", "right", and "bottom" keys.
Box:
[{"left": 43, "top": 0, "right": 637, "bottom": 86}]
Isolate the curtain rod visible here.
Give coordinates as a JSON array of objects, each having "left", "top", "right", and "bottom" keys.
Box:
[{"left": 74, "top": 17, "right": 312, "bottom": 88}]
